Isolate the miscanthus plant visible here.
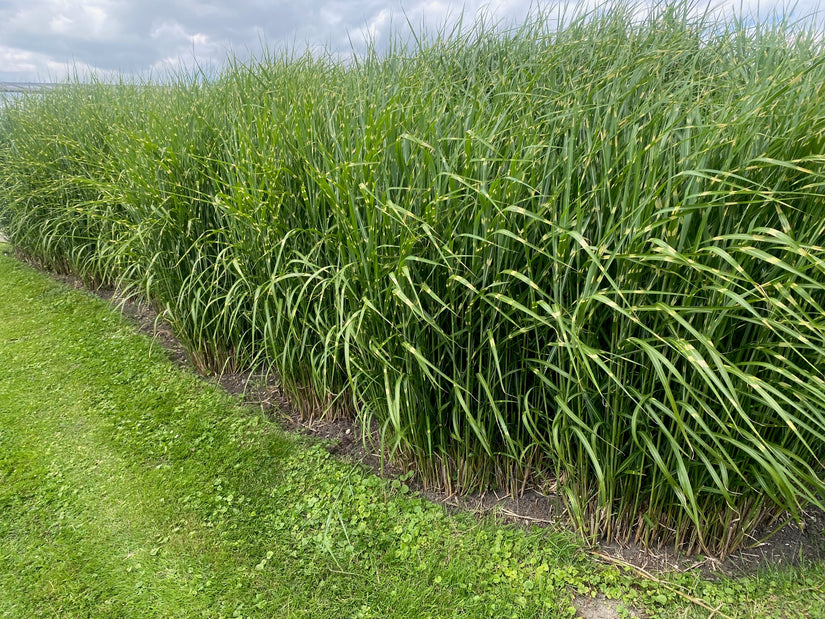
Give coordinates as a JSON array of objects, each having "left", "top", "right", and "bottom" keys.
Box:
[{"left": 1, "top": 2, "right": 824, "bottom": 557}]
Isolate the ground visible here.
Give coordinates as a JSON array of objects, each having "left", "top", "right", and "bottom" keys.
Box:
[
  {"left": 90, "top": 268, "right": 825, "bottom": 577},
  {"left": 3, "top": 242, "right": 825, "bottom": 618}
]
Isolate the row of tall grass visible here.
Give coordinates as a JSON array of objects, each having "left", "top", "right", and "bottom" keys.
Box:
[{"left": 2, "top": 2, "right": 824, "bottom": 557}]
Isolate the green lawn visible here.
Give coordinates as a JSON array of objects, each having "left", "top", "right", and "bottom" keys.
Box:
[{"left": 0, "top": 243, "right": 823, "bottom": 618}]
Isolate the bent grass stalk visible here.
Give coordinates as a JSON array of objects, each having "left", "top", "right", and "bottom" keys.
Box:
[{"left": 1, "top": 1, "right": 824, "bottom": 557}]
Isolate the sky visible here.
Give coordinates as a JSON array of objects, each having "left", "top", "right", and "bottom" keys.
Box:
[{"left": 0, "top": 0, "right": 821, "bottom": 83}]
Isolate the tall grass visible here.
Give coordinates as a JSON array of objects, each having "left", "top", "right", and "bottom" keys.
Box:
[{"left": 1, "top": 2, "right": 824, "bottom": 557}]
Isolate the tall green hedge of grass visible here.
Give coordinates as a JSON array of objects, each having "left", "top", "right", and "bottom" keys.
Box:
[{"left": 2, "top": 3, "right": 824, "bottom": 557}]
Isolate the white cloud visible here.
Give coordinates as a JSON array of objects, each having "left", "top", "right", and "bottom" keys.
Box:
[
  {"left": 360, "top": 8, "right": 392, "bottom": 41},
  {"left": 149, "top": 19, "right": 210, "bottom": 47},
  {"left": 0, "top": 46, "right": 42, "bottom": 77},
  {"left": 47, "top": 0, "right": 113, "bottom": 37},
  {"left": 0, "top": 43, "right": 117, "bottom": 81}
]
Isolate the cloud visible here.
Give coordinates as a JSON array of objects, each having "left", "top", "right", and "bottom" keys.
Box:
[{"left": 0, "top": 43, "right": 117, "bottom": 82}]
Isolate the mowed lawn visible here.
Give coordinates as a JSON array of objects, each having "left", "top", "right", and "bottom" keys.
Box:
[
  {"left": 0, "top": 245, "right": 588, "bottom": 617},
  {"left": 1, "top": 244, "right": 824, "bottom": 618}
]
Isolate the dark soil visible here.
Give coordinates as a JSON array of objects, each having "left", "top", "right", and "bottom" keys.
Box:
[
  {"left": 12, "top": 248, "right": 825, "bottom": 578},
  {"left": 595, "top": 507, "right": 825, "bottom": 575}
]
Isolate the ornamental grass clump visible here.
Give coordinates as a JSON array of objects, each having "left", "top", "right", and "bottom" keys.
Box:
[{"left": 1, "top": 2, "right": 824, "bottom": 557}]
